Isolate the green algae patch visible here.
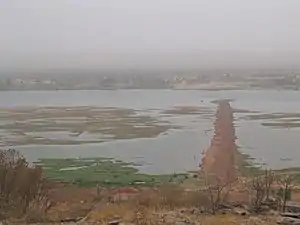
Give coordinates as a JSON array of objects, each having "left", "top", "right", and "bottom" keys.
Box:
[{"left": 36, "top": 158, "right": 188, "bottom": 187}]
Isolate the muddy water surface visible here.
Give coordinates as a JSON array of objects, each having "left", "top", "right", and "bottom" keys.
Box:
[{"left": 0, "top": 90, "right": 300, "bottom": 173}]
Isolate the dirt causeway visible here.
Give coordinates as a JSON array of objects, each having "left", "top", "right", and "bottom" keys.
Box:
[{"left": 201, "top": 100, "right": 237, "bottom": 183}]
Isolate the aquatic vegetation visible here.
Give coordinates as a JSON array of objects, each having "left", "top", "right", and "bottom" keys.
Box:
[
  {"left": 232, "top": 108, "right": 260, "bottom": 113},
  {"left": 261, "top": 122, "right": 300, "bottom": 128},
  {"left": 0, "top": 107, "right": 179, "bottom": 146},
  {"left": 244, "top": 112, "right": 300, "bottom": 120},
  {"left": 243, "top": 112, "right": 300, "bottom": 129},
  {"left": 36, "top": 157, "right": 188, "bottom": 187},
  {"left": 162, "top": 106, "right": 214, "bottom": 116}
]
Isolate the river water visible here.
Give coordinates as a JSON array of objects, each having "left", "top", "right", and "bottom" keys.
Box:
[{"left": 0, "top": 90, "right": 299, "bottom": 174}]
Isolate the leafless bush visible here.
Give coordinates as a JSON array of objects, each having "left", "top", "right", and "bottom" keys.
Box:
[
  {"left": 264, "top": 169, "right": 275, "bottom": 201},
  {"left": 203, "top": 174, "right": 236, "bottom": 214},
  {"left": 247, "top": 170, "right": 295, "bottom": 213},
  {"left": 0, "top": 149, "right": 49, "bottom": 221},
  {"left": 249, "top": 175, "right": 265, "bottom": 213},
  {"left": 246, "top": 169, "right": 277, "bottom": 213},
  {"left": 277, "top": 173, "right": 296, "bottom": 212}
]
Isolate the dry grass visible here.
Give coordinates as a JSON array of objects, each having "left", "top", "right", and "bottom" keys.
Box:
[
  {"left": 134, "top": 185, "right": 210, "bottom": 210},
  {"left": 195, "top": 214, "right": 276, "bottom": 225},
  {"left": 87, "top": 203, "right": 136, "bottom": 223},
  {"left": 87, "top": 205, "right": 277, "bottom": 225},
  {"left": 86, "top": 186, "right": 214, "bottom": 224}
]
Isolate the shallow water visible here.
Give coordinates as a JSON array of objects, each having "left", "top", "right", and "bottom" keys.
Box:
[
  {"left": 1, "top": 90, "right": 300, "bottom": 173},
  {"left": 1, "top": 89, "right": 299, "bottom": 111}
]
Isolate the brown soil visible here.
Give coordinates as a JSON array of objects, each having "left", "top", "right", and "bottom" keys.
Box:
[{"left": 201, "top": 100, "right": 238, "bottom": 184}]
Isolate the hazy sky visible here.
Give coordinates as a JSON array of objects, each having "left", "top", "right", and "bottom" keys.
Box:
[{"left": 1, "top": 0, "right": 300, "bottom": 70}]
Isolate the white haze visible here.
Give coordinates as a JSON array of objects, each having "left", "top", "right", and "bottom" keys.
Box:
[{"left": 0, "top": 0, "right": 300, "bottom": 71}]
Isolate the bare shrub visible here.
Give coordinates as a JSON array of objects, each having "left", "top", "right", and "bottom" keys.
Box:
[
  {"left": 0, "top": 149, "right": 49, "bottom": 221},
  {"left": 246, "top": 170, "right": 296, "bottom": 213},
  {"left": 249, "top": 175, "right": 265, "bottom": 213},
  {"left": 277, "top": 173, "right": 296, "bottom": 212},
  {"left": 203, "top": 174, "right": 236, "bottom": 214},
  {"left": 264, "top": 169, "right": 275, "bottom": 201},
  {"left": 245, "top": 169, "right": 279, "bottom": 213}
]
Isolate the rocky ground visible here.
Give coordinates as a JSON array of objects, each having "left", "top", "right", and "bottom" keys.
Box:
[{"left": 3, "top": 181, "right": 300, "bottom": 225}]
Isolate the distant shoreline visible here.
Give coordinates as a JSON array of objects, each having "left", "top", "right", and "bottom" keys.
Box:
[{"left": 0, "top": 87, "right": 298, "bottom": 91}]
